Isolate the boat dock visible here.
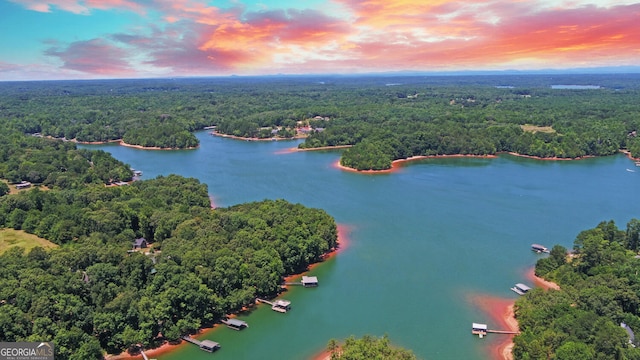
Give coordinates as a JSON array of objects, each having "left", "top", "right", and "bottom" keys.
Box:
[
  {"left": 531, "top": 244, "right": 550, "bottom": 253},
  {"left": 221, "top": 318, "right": 248, "bottom": 330},
  {"left": 472, "top": 323, "right": 519, "bottom": 338},
  {"left": 511, "top": 283, "right": 532, "bottom": 296},
  {"left": 284, "top": 276, "right": 319, "bottom": 287},
  {"left": 256, "top": 298, "right": 292, "bottom": 313},
  {"left": 256, "top": 298, "right": 274, "bottom": 306},
  {"left": 182, "top": 336, "right": 220, "bottom": 352}
]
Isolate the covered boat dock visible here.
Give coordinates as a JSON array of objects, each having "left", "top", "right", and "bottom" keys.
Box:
[{"left": 222, "top": 318, "right": 248, "bottom": 330}]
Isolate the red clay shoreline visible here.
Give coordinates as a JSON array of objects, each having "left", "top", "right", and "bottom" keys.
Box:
[
  {"left": 210, "top": 130, "right": 305, "bottom": 142},
  {"left": 470, "top": 267, "right": 560, "bottom": 360},
  {"left": 328, "top": 149, "right": 639, "bottom": 174},
  {"left": 333, "top": 154, "right": 498, "bottom": 174},
  {"left": 105, "top": 224, "right": 351, "bottom": 360},
  {"left": 73, "top": 138, "right": 198, "bottom": 150}
]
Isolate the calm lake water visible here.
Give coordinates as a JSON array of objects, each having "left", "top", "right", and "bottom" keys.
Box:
[{"left": 81, "top": 132, "right": 640, "bottom": 359}]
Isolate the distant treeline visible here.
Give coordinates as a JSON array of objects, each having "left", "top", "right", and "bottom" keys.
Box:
[
  {"left": 2, "top": 74, "right": 640, "bottom": 160},
  {"left": 0, "top": 132, "right": 337, "bottom": 359},
  {"left": 514, "top": 219, "right": 640, "bottom": 359}
]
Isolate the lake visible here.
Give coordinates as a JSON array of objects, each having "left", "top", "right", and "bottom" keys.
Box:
[{"left": 81, "top": 131, "right": 640, "bottom": 359}]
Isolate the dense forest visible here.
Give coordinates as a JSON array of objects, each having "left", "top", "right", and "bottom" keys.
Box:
[
  {"left": 2, "top": 74, "right": 640, "bottom": 166},
  {"left": 0, "top": 129, "right": 132, "bottom": 188},
  {"left": 326, "top": 335, "right": 417, "bottom": 360},
  {"left": 2, "top": 75, "right": 640, "bottom": 359},
  {"left": 0, "top": 131, "right": 337, "bottom": 359},
  {"left": 514, "top": 219, "right": 640, "bottom": 359}
]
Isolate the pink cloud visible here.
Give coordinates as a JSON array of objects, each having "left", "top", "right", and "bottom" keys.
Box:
[
  {"left": 317, "top": 1, "right": 640, "bottom": 71},
  {"left": 44, "top": 38, "right": 134, "bottom": 75},
  {"left": 18, "top": 0, "right": 640, "bottom": 78},
  {"left": 0, "top": 61, "right": 22, "bottom": 73}
]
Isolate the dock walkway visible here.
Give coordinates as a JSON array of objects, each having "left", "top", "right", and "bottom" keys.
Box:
[
  {"left": 256, "top": 298, "right": 273, "bottom": 306},
  {"left": 487, "top": 329, "right": 520, "bottom": 334}
]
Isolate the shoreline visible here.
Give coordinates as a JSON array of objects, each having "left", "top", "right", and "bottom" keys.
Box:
[
  {"left": 471, "top": 267, "right": 559, "bottom": 360},
  {"left": 210, "top": 130, "right": 305, "bottom": 142},
  {"left": 295, "top": 145, "right": 353, "bottom": 151},
  {"left": 333, "top": 154, "right": 497, "bottom": 174},
  {"left": 331, "top": 149, "right": 640, "bottom": 174},
  {"left": 470, "top": 294, "right": 518, "bottom": 360},
  {"left": 74, "top": 138, "right": 198, "bottom": 150},
  {"left": 525, "top": 267, "right": 560, "bottom": 290},
  {"left": 105, "top": 223, "right": 350, "bottom": 360}
]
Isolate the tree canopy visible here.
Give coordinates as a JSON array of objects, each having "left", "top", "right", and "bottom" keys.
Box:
[
  {"left": 514, "top": 219, "right": 640, "bottom": 360},
  {"left": 327, "top": 335, "right": 418, "bottom": 360},
  {"left": 0, "top": 132, "right": 338, "bottom": 359},
  {"left": 2, "top": 74, "right": 640, "bottom": 163}
]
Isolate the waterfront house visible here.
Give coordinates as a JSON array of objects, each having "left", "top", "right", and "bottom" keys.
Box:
[
  {"left": 133, "top": 237, "right": 148, "bottom": 249},
  {"left": 15, "top": 181, "right": 32, "bottom": 190},
  {"left": 622, "top": 322, "right": 636, "bottom": 347}
]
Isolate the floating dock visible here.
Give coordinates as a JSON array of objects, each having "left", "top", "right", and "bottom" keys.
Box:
[
  {"left": 182, "top": 336, "right": 220, "bottom": 352},
  {"left": 257, "top": 298, "right": 292, "bottom": 313}
]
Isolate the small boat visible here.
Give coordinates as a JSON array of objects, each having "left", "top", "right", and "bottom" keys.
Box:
[
  {"left": 627, "top": 168, "right": 636, "bottom": 173},
  {"left": 511, "top": 283, "right": 532, "bottom": 295}
]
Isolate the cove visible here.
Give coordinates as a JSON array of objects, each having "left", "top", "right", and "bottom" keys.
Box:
[{"left": 81, "top": 131, "right": 640, "bottom": 359}]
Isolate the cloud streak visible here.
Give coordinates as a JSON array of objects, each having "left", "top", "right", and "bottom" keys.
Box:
[{"left": 5, "top": 0, "right": 640, "bottom": 79}]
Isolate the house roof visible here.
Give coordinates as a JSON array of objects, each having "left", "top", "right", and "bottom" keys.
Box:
[
  {"left": 622, "top": 322, "right": 635, "bottom": 343},
  {"left": 133, "top": 238, "right": 147, "bottom": 246}
]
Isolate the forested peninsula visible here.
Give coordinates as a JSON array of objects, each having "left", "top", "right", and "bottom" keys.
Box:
[
  {"left": 514, "top": 219, "right": 640, "bottom": 359},
  {"left": 0, "top": 128, "right": 338, "bottom": 359},
  {"left": 2, "top": 74, "right": 640, "bottom": 166},
  {"left": 2, "top": 75, "right": 640, "bottom": 359}
]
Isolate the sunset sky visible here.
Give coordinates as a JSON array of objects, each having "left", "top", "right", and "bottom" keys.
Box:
[{"left": 1, "top": 0, "right": 639, "bottom": 80}]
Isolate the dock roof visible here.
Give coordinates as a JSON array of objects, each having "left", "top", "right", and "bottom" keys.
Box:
[
  {"left": 472, "top": 323, "right": 487, "bottom": 330},
  {"left": 274, "top": 299, "right": 291, "bottom": 306},
  {"left": 301, "top": 276, "right": 318, "bottom": 284},
  {"left": 200, "top": 340, "right": 219, "bottom": 348},
  {"left": 226, "top": 318, "right": 247, "bottom": 327},
  {"left": 515, "top": 283, "right": 532, "bottom": 291}
]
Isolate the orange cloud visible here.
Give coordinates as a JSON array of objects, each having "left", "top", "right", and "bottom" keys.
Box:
[
  {"left": 315, "top": 1, "right": 640, "bottom": 71},
  {"left": 22, "top": 0, "right": 640, "bottom": 78}
]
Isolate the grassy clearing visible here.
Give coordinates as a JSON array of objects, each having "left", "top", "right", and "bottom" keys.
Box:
[
  {"left": 0, "top": 229, "right": 58, "bottom": 255},
  {"left": 520, "top": 124, "right": 556, "bottom": 133}
]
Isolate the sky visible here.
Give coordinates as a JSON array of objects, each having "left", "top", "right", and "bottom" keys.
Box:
[{"left": 0, "top": 0, "right": 639, "bottom": 80}]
